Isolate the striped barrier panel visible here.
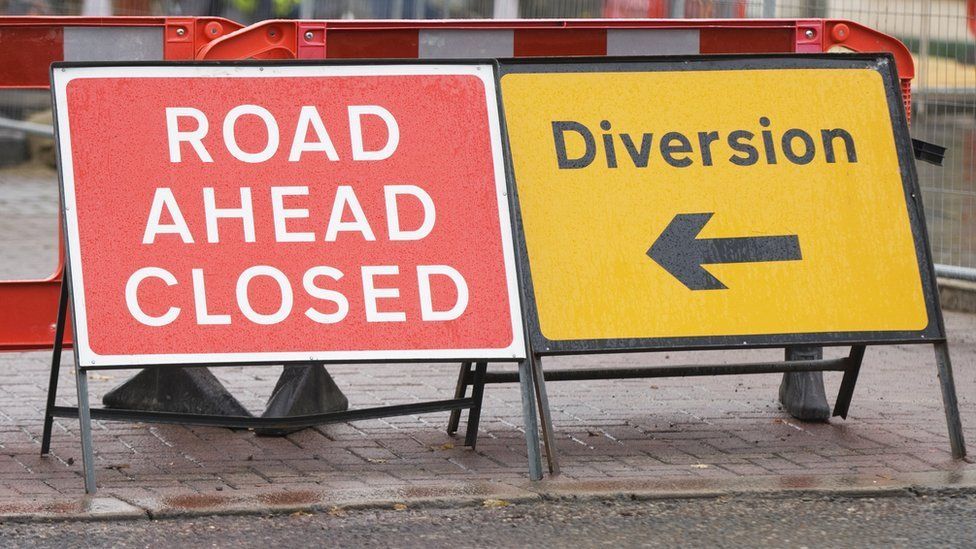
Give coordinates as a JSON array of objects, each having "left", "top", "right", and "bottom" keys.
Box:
[{"left": 0, "top": 16, "right": 915, "bottom": 351}]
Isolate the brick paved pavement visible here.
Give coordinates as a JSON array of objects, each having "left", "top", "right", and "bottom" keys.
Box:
[{"left": 0, "top": 167, "right": 973, "bottom": 518}]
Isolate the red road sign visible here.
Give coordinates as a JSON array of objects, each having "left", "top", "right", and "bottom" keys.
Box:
[{"left": 52, "top": 63, "right": 524, "bottom": 367}]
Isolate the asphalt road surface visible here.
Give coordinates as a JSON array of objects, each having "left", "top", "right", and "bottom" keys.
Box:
[{"left": 2, "top": 493, "right": 975, "bottom": 548}]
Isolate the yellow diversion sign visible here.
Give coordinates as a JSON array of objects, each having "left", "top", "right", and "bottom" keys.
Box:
[{"left": 500, "top": 56, "right": 941, "bottom": 350}]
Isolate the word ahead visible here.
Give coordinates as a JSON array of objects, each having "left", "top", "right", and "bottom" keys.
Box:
[
  {"left": 53, "top": 64, "right": 524, "bottom": 366},
  {"left": 647, "top": 213, "right": 802, "bottom": 291}
]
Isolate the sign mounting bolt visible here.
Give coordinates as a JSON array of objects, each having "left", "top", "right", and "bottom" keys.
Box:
[
  {"left": 804, "top": 29, "right": 815, "bottom": 39},
  {"left": 176, "top": 27, "right": 186, "bottom": 37},
  {"left": 305, "top": 31, "right": 314, "bottom": 41}
]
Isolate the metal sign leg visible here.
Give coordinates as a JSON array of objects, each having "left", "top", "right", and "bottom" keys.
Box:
[
  {"left": 517, "top": 359, "right": 543, "bottom": 480},
  {"left": 529, "top": 353, "right": 560, "bottom": 475},
  {"left": 463, "top": 362, "right": 488, "bottom": 448},
  {"left": 933, "top": 341, "right": 967, "bottom": 459},
  {"left": 75, "top": 369, "right": 97, "bottom": 493},
  {"left": 446, "top": 362, "right": 472, "bottom": 436},
  {"left": 832, "top": 345, "right": 866, "bottom": 419},
  {"left": 40, "top": 278, "right": 69, "bottom": 456}
]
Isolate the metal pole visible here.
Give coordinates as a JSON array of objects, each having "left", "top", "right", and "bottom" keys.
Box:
[
  {"left": 831, "top": 345, "right": 866, "bottom": 419},
  {"left": 918, "top": 0, "right": 932, "bottom": 104},
  {"left": 463, "top": 362, "right": 488, "bottom": 448},
  {"left": 529, "top": 353, "right": 559, "bottom": 475},
  {"left": 933, "top": 341, "right": 967, "bottom": 459},
  {"left": 446, "top": 362, "right": 472, "bottom": 436},
  {"left": 518, "top": 359, "right": 543, "bottom": 480},
  {"left": 75, "top": 369, "right": 97, "bottom": 493},
  {"left": 299, "top": 0, "right": 314, "bottom": 20},
  {"left": 670, "top": 0, "right": 685, "bottom": 18},
  {"left": 0, "top": 117, "right": 54, "bottom": 138},
  {"left": 40, "top": 280, "right": 70, "bottom": 456},
  {"left": 493, "top": 0, "right": 519, "bottom": 19},
  {"left": 806, "top": 0, "right": 826, "bottom": 18},
  {"left": 81, "top": 0, "right": 112, "bottom": 16},
  {"left": 935, "top": 264, "right": 976, "bottom": 282}
]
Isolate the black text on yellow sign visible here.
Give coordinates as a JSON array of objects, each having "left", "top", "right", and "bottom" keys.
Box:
[{"left": 500, "top": 57, "right": 940, "bottom": 348}]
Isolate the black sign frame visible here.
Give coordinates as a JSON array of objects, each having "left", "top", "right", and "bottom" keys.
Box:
[
  {"left": 497, "top": 54, "right": 945, "bottom": 356},
  {"left": 44, "top": 58, "right": 549, "bottom": 495}
]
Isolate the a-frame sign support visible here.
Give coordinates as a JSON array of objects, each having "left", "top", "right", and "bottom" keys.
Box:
[
  {"left": 42, "top": 273, "right": 550, "bottom": 493},
  {"left": 488, "top": 54, "right": 967, "bottom": 469}
]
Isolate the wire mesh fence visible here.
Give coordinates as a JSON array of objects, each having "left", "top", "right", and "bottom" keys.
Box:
[{"left": 0, "top": 0, "right": 974, "bottom": 273}]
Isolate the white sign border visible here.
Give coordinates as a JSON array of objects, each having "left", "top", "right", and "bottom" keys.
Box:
[{"left": 52, "top": 63, "right": 526, "bottom": 367}]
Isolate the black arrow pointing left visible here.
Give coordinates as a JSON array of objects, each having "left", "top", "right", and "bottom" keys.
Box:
[{"left": 647, "top": 213, "right": 802, "bottom": 291}]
